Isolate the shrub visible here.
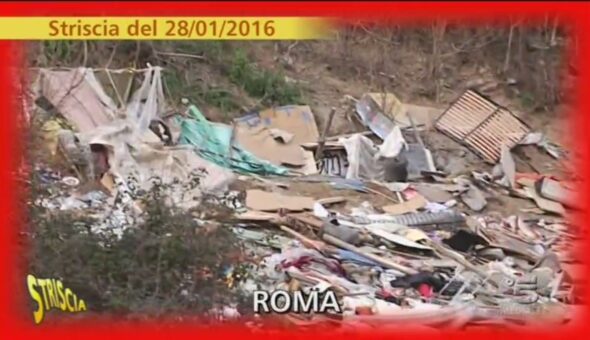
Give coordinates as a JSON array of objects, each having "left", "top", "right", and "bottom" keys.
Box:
[
  {"left": 229, "top": 50, "right": 301, "bottom": 106},
  {"left": 28, "top": 174, "right": 244, "bottom": 318}
]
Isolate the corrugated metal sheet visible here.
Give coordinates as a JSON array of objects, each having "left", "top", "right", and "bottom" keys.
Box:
[
  {"left": 350, "top": 211, "right": 465, "bottom": 226},
  {"left": 435, "top": 90, "right": 530, "bottom": 163}
]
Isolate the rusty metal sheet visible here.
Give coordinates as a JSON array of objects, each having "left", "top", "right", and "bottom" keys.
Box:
[{"left": 435, "top": 90, "right": 530, "bottom": 163}]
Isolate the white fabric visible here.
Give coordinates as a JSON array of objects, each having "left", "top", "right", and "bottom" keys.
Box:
[
  {"left": 84, "top": 69, "right": 119, "bottom": 118},
  {"left": 126, "top": 66, "right": 166, "bottom": 134},
  {"left": 519, "top": 132, "right": 561, "bottom": 159},
  {"left": 83, "top": 120, "right": 235, "bottom": 208},
  {"left": 340, "top": 134, "right": 382, "bottom": 180},
  {"left": 377, "top": 125, "right": 407, "bottom": 158},
  {"left": 313, "top": 202, "right": 330, "bottom": 218},
  {"left": 339, "top": 128, "right": 406, "bottom": 181},
  {"left": 39, "top": 67, "right": 118, "bottom": 133},
  {"left": 519, "top": 132, "right": 544, "bottom": 145}
]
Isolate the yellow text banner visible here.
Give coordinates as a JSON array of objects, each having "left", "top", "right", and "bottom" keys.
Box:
[{"left": 0, "top": 17, "right": 334, "bottom": 40}]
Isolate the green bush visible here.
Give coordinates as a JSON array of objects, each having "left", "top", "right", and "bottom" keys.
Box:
[
  {"left": 229, "top": 50, "right": 302, "bottom": 106},
  {"left": 164, "top": 68, "right": 239, "bottom": 114},
  {"left": 28, "top": 175, "right": 244, "bottom": 317}
]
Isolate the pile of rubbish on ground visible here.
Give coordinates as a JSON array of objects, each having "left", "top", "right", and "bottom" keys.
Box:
[{"left": 27, "top": 65, "right": 584, "bottom": 330}]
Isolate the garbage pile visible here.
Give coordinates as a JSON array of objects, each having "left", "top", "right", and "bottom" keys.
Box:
[{"left": 28, "top": 65, "right": 583, "bottom": 330}]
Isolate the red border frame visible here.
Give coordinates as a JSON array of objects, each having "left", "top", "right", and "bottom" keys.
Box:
[{"left": 1, "top": 1, "right": 589, "bottom": 339}]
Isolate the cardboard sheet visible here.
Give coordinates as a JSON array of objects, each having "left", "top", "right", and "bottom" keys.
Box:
[
  {"left": 365, "top": 225, "right": 432, "bottom": 250},
  {"left": 233, "top": 105, "right": 319, "bottom": 168},
  {"left": 524, "top": 186, "right": 565, "bottom": 216},
  {"left": 235, "top": 210, "right": 279, "bottom": 221},
  {"left": 258, "top": 105, "right": 320, "bottom": 144},
  {"left": 235, "top": 105, "right": 320, "bottom": 144},
  {"left": 382, "top": 194, "right": 428, "bottom": 215},
  {"left": 518, "top": 178, "right": 566, "bottom": 215},
  {"left": 414, "top": 184, "right": 454, "bottom": 203},
  {"left": 269, "top": 128, "right": 294, "bottom": 144},
  {"left": 316, "top": 196, "right": 346, "bottom": 205},
  {"left": 245, "top": 190, "right": 315, "bottom": 212},
  {"left": 300, "top": 150, "right": 319, "bottom": 175},
  {"left": 235, "top": 125, "right": 306, "bottom": 167},
  {"left": 538, "top": 177, "right": 578, "bottom": 209}
]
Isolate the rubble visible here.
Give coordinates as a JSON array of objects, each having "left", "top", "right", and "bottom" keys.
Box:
[{"left": 28, "top": 65, "right": 583, "bottom": 330}]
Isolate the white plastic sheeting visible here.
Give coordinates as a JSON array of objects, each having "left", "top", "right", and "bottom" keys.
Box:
[
  {"left": 39, "top": 67, "right": 118, "bottom": 132},
  {"left": 53, "top": 66, "right": 236, "bottom": 208},
  {"left": 126, "top": 66, "right": 166, "bottom": 135},
  {"left": 340, "top": 134, "right": 383, "bottom": 180},
  {"left": 339, "top": 126, "right": 407, "bottom": 181},
  {"left": 518, "top": 132, "right": 562, "bottom": 159},
  {"left": 38, "top": 65, "right": 167, "bottom": 136},
  {"left": 84, "top": 120, "right": 235, "bottom": 206},
  {"left": 377, "top": 126, "right": 407, "bottom": 159}
]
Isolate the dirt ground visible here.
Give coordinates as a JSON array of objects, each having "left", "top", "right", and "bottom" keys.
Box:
[{"left": 244, "top": 38, "right": 569, "bottom": 144}]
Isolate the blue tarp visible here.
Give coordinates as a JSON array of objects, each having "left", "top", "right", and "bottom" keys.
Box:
[{"left": 337, "top": 249, "right": 381, "bottom": 267}]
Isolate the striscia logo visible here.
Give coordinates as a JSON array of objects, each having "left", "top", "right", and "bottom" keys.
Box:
[{"left": 27, "top": 274, "right": 87, "bottom": 324}]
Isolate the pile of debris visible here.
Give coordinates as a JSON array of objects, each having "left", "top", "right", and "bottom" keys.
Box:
[{"left": 28, "top": 65, "right": 583, "bottom": 330}]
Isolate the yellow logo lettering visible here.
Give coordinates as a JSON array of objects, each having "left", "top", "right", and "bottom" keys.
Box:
[
  {"left": 57, "top": 280, "right": 66, "bottom": 311},
  {"left": 64, "top": 288, "right": 76, "bottom": 312},
  {"left": 27, "top": 275, "right": 44, "bottom": 325},
  {"left": 77, "top": 299, "right": 87, "bottom": 312},
  {"left": 27, "top": 275, "right": 87, "bottom": 324}
]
